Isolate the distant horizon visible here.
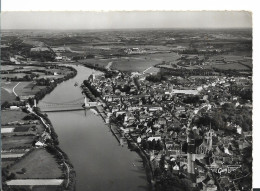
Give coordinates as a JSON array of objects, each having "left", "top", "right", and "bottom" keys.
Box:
[
  {"left": 1, "top": 27, "right": 252, "bottom": 31},
  {"left": 1, "top": 11, "right": 252, "bottom": 30}
]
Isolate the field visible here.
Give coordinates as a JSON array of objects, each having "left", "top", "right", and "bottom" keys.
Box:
[
  {"left": 1, "top": 110, "right": 28, "bottom": 124},
  {"left": 6, "top": 179, "right": 64, "bottom": 186},
  {"left": 2, "top": 159, "right": 16, "bottom": 168},
  {"left": 1, "top": 80, "right": 21, "bottom": 102},
  {"left": 1, "top": 88, "right": 16, "bottom": 103},
  {"left": 111, "top": 56, "right": 162, "bottom": 72},
  {"left": 1, "top": 124, "right": 44, "bottom": 136},
  {"left": 1, "top": 81, "right": 19, "bottom": 92},
  {"left": 8, "top": 148, "right": 63, "bottom": 179},
  {"left": 39, "top": 75, "right": 65, "bottom": 79},
  {"left": 1, "top": 128, "right": 15, "bottom": 133},
  {"left": 211, "top": 63, "right": 251, "bottom": 70},
  {"left": 2, "top": 135, "right": 35, "bottom": 150},
  {"left": 1, "top": 73, "right": 28, "bottom": 79},
  {"left": 1, "top": 153, "right": 25, "bottom": 158},
  {"left": 80, "top": 52, "right": 181, "bottom": 72},
  {"left": 1, "top": 65, "right": 23, "bottom": 71},
  {"left": 14, "top": 82, "right": 46, "bottom": 97},
  {"left": 4, "top": 185, "right": 62, "bottom": 191},
  {"left": 1, "top": 65, "right": 72, "bottom": 81},
  {"left": 13, "top": 126, "right": 31, "bottom": 133}
]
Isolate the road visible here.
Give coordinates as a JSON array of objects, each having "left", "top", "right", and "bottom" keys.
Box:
[
  {"left": 143, "top": 67, "right": 152, "bottom": 74},
  {"left": 13, "top": 82, "right": 21, "bottom": 97},
  {"left": 105, "top": 62, "right": 113, "bottom": 70}
]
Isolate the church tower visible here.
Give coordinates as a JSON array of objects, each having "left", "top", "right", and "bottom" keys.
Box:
[
  {"left": 92, "top": 69, "right": 96, "bottom": 81},
  {"left": 34, "top": 99, "right": 37, "bottom": 107},
  {"left": 206, "top": 123, "right": 213, "bottom": 151},
  {"left": 187, "top": 131, "right": 195, "bottom": 174}
]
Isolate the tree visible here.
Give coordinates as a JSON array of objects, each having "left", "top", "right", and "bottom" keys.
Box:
[
  {"left": 7, "top": 173, "right": 16, "bottom": 180},
  {"left": 141, "top": 140, "right": 149, "bottom": 150},
  {"left": 1, "top": 101, "right": 10, "bottom": 109},
  {"left": 21, "top": 168, "right": 27, "bottom": 174},
  {"left": 16, "top": 96, "right": 20, "bottom": 101},
  {"left": 154, "top": 167, "right": 162, "bottom": 177}
]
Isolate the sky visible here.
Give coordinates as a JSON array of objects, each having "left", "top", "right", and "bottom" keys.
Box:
[{"left": 1, "top": 11, "right": 252, "bottom": 30}]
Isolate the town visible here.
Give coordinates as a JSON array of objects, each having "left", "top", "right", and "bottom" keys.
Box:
[
  {"left": 81, "top": 63, "right": 252, "bottom": 191},
  {"left": 1, "top": 26, "right": 252, "bottom": 191}
]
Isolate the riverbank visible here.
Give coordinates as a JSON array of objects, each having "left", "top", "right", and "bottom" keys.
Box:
[
  {"left": 32, "top": 65, "right": 77, "bottom": 190},
  {"left": 1, "top": 64, "right": 77, "bottom": 191},
  {"left": 96, "top": 104, "right": 155, "bottom": 188},
  {"left": 80, "top": 71, "right": 155, "bottom": 189},
  {"left": 39, "top": 64, "right": 150, "bottom": 191},
  {"left": 33, "top": 108, "right": 76, "bottom": 191}
]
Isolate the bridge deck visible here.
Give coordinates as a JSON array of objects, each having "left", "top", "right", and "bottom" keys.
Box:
[{"left": 40, "top": 106, "right": 85, "bottom": 112}]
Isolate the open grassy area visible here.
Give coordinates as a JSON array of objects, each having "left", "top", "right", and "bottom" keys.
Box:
[
  {"left": 111, "top": 52, "right": 180, "bottom": 72},
  {"left": 1, "top": 110, "right": 28, "bottom": 124},
  {"left": 212, "top": 63, "right": 251, "bottom": 70},
  {"left": 1, "top": 81, "right": 19, "bottom": 92},
  {"left": 2, "top": 135, "right": 35, "bottom": 150},
  {"left": 32, "top": 185, "right": 63, "bottom": 191},
  {"left": 1, "top": 159, "right": 17, "bottom": 168},
  {"left": 13, "top": 126, "right": 31, "bottom": 132},
  {"left": 111, "top": 57, "right": 162, "bottom": 72},
  {"left": 1, "top": 80, "right": 19, "bottom": 102},
  {"left": 1, "top": 88, "right": 17, "bottom": 103},
  {"left": 1, "top": 124, "right": 44, "bottom": 136},
  {"left": 1, "top": 73, "right": 28, "bottom": 79},
  {"left": 20, "top": 66, "right": 46, "bottom": 70},
  {"left": 80, "top": 52, "right": 181, "bottom": 72},
  {"left": 8, "top": 148, "right": 63, "bottom": 179},
  {"left": 5, "top": 185, "right": 62, "bottom": 191},
  {"left": 39, "top": 75, "right": 65, "bottom": 79},
  {"left": 14, "top": 82, "right": 46, "bottom": 97},
  {"left": 1, "top": 128, "right": 15, "bottom": 133},
  {"left": 1, "top": 65, "right": 22, "bottom": 71}
]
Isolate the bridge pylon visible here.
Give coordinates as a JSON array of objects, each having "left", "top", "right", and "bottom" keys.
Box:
[
  {"left": 34, "top": 99, "right": 37, "bottom": 107},
  {"left": 84, "top": 96, "right": 88, "bottom": 107}
]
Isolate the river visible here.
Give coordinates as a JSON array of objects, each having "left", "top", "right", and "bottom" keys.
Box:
[{"left": 38, "top": 64, "right": 150, "bottom": 191}]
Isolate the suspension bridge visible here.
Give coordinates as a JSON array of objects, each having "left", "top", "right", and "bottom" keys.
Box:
[{"left": 39, "top": 96, "right": 103, "bottom": 112}]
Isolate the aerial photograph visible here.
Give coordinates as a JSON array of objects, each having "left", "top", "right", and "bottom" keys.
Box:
[{"left": 1, "top": 11, "right": 252, "bottom": 191}]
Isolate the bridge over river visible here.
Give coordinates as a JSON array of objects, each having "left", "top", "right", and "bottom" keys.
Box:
[
  {"left": 38, "top": 64, "right": 150, "bottom": 191},
  {"left": 40, "top": 96, "right": 101, "bottom": 112}
]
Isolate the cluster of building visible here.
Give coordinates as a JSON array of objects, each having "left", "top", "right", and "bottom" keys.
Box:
[{"left": 87, "top": 70, "right": 252, "bottom": 191}]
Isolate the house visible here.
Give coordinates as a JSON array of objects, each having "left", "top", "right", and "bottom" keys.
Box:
[
  {"left": 165, "top": 141, "right": 174, "bottom": 150},
  {"left": 35, "top": 141, "right": 45, "bottom": 147},
  {"left": 55, "top": 56, "right": 63, "bottom": 61},
  {"left": 148, "top": 136, "right": 161, "bottom": 142},
  {"left": 137, "top": 136, "right": 142, "bottom": 143},
  {"left": 10, "top": 106, "right": 20, "bottom": 110},
  {"left": 158, "top": 117, "right": 167, "bottom": 125},
  {"left": 203, "top": 183, "right": 218, "bottom": 191},
  {"left": 236, "top": 125, "right": 242, "bottom": 134},
  {"left": 172, "top": 163, "right": 180, "bottom": 174},
  {"left": 175, "top": 106, "right": 185, "bottom": 112},
  {"left": 238, "top": 140, "right": 250, "bottom": 150},
  {"left": 243, "top": 131, "right": 252, "bottom": 137}
]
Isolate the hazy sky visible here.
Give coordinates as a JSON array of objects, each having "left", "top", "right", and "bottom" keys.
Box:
[{"left": 1, "top": 11, "right": 252, "bottom": 30}]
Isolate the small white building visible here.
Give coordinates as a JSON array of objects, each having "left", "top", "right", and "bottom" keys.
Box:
[
  {"left": 10, "top": 106, "right": 20, "bottom": 110},
  {"left": 35, "top": 141, "right": 45, "bottom": 147},
  {"left": 148, "top": 136, "right": 161, "bottom": 142}
]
